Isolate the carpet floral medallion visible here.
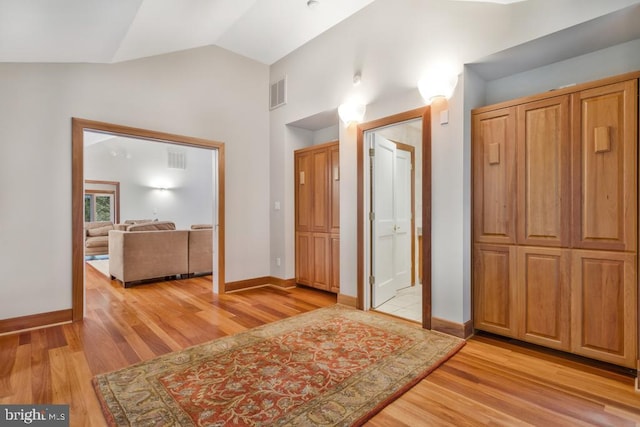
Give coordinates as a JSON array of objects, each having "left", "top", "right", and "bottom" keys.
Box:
[{"left": 92, "top": 305, "right": 465, "bottom": 426}]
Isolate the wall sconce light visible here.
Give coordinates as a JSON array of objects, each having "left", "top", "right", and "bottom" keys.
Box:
[
  {"left": 418, "top": 69, "right": 459, "bottom": 104},
  {"left": 307, "top": 0, "right": 319, "bottom": 9},
  {"left": 338, "top": 102, "right": 366, "bottom": 125}
]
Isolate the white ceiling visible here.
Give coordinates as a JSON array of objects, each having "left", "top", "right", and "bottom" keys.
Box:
[
  {"left": 0, "top": 0, "right": 536, "bottom": 65},
  {"left": 0, "top": 0, "right": 376, "bottom": 65}
]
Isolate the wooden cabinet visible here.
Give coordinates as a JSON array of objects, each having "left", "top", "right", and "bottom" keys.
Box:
[
  {"left": 329, "top": 233, "right": 340, "bottom": 293},
  {"left": 473, "top": 244, "right": 517, "bottom": 337},
  {"left": 517, "top": 246, "right": 570, "bottom": 351},
  {"left": 295, "top": 232, "right": 312, "bottom": 285},
  {"left": 472, "top": 72, "right": 638, "bottom": 368},
  {"left": 295, "top": 141, "right": 339, "bottom": 293},
  {"left": 473, "top": 107, "right": 517, "bottom": 245},
  {"left": 571, "top": 80, "right": 637, "bottom": 252},
  {"left": 571, "top": 250, "right": 637, "bottom": 367},
  {"left": 516, "top": 96, "right": 570, "bottom": 247}
]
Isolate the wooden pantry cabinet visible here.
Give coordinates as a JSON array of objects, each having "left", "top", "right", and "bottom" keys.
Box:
[
  {"left": 295, "top": 141, "right": 340, "bottom": 293},
  {"left": 472, "top": 72, "right": 639, "bottom": 368}
]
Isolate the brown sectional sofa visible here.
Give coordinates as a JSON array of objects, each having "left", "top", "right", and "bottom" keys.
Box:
[{"left": 108, "top": 221, "right": 213, "bottom": 287}]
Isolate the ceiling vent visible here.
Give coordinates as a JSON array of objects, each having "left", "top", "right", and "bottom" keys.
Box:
[
  {"left": 168, "top": 149, "right": 186, "bottom": 170},
  {"left": 270, "top": 76, "right": 287, "bottom": 110}
]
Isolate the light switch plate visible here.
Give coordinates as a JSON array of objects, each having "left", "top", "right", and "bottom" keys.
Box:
[{"left": 440, "top": 110, "right": 449, "bottom": 125}]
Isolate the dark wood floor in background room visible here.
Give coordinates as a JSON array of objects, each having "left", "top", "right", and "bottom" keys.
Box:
[{"left": 0, "top": 263, "right": 639, "bottom": 426}]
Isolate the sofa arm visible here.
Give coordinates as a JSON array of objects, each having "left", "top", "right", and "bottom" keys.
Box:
[
  {"left": 188, "top": 228, "right": 213, "bottom": 275},
  {"left": 108, "top": 231, "right": 126, "bottom": 280},
  {"left": 109, "top": 229, "right": 189, "bottom": 286}
]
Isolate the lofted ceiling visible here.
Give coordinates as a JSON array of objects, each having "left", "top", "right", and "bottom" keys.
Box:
[
  {"left": 0, "top": 0, "right": 532, "bottom": 65},
  {"left": 0, "top": 0, "right": 376, "bottom": 65}
]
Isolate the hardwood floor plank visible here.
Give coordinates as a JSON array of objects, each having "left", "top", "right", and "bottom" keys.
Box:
[
  {"left": 30, "top": 329, "right": 54, "bottom": 404},
  {"left": 439, "top": 361, "right": 631, "bottom": 426},
  {"left": 0, "top": 343, "right": 32, "bottom": 404},
  {"left": 0, "top": 335, "right": 19, "bottom": 398},
  {"left": 1, "top": 267, "right": 638, "bottom": 426}
]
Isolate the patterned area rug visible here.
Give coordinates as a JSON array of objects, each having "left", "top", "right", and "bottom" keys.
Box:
[{"left": 92, "top": 305, "right": 465, "bottom": 426}]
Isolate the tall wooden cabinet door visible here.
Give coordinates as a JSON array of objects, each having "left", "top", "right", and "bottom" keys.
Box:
[
  {"left": 517, "top": 96, "right": 570, "bottom": 247},
  {"left": 295, "top": 232, "right": 312, "bottom": 286},
  {"left": 329, "top": 144, "right": 340, "bottom": 234},
  {"left": 311, "top": 148, "right": 330, "bottom": 233},
  {"left": 473, "top": 244, "right": 517, "bottom": 337},
  {"left": 571, "top": 80, "right": 638, "bottom": 251},
  {"left": 571, "top": 250, "right": 637, "bottom": 368},
  {"left": 329, "top": 234, "right": 340, "bottom": 293},
  {"left": 311, "top": 233, "right": 330, "bottom": 291},
  {"left": 473, "top": 108, "right": 517, "bottom": 244},
  {"left": 295, "top": 152, "right": 312, "bottom": 232},
  {"left": 517, "top": 247, "right": 570, "bottom": 350}
]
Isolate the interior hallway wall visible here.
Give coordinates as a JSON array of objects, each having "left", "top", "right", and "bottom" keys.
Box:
[
  {"left": 0, "top": 46, "right": 269, "bottom": 320},
  {"left": 269, "top": 0, "right": 640, "bottom": 324}
]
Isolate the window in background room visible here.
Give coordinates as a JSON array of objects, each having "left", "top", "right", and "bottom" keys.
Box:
[{"left": 85, "top": 192, "right": 115, "bottom": 222}]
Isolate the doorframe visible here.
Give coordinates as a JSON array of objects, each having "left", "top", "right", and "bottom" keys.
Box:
[
  {"left": 356, "top": 106, "right": 432, "bottom": 329},
  {"left": 71, "top": 118, "right": 226, "bottom": 322}
]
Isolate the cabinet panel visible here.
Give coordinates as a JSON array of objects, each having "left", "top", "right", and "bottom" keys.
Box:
[
  {"left": 295, "top": 232, "right": 312, "bottom": 285},
  {"left": 571, "top": 250, "right": 637, "bottom": 368},
  {"left": 295, "top": 153, "right": 312, "bottom": 232},
  {"left": 517, "top": 247, "right": 570, "bottom": 350},
  {"left": 517, "top": 97, "right": 570, "bottom": 247},
  {"left": 329, "top": 234, "right": 340, "bottom": 294},
  {"left": 311, "top": 233, "right": 330, "bottom": 291},
  {"left": 330, "top": 144, "right": 340, "bottom": 233},
  {"left": 311, "top": 149, "right": 329, "bottom": 232},
  {"left": 572, "top": 80, "right": 637, "bottom": 251},
  {"left": 473, "top": 244, "right": 517, "bottom": 337},
  {"left": 473, "top": 108, "right": 517, "bottom": 244}
]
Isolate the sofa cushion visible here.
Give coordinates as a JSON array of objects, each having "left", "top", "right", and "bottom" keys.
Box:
[
  {"left": 124, "top": 219, "right": 153, "bottom": 225},
  {"left": 127, "top": 221, "right": 176, "bottom": 231},
  {"left": 86, "top": 235, "right": 109, "bottom": 247},
  {"left": 87, "top": 225, "right": 113, "bottom": 237},
  {"left": 191, "top": 224, "right": 213, "bottom": 229}
]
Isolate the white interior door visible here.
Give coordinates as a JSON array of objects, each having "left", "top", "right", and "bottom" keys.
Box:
[
  {"left": 371, "top": 135, "right": 414, "bottom": 308},
  {"left": 371, "top": 135, "right": 398, "bottom": 307},
  {"left": 394, "top": 148, "right": 412, "bottom": 289}
]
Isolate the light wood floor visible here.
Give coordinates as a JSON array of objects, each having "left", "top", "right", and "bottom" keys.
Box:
[{"left": 1, "top": 264, "right": 639, "bottom": 426}]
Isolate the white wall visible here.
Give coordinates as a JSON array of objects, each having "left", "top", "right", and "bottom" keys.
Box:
[
  {"left": 268, "top": 0, "right": 640, "bottom": 324},
  {"left": 462, "top": 67, "right": 487, "bottom": 322},
  {"left": 485, "top": 38, "right": 640, "bottom": 105},
  {"left": 85, "top": 136, "right": 214, "bottom": 229},
  {"left": 0, "top": 46, "right": 270, "bottom": 320}
]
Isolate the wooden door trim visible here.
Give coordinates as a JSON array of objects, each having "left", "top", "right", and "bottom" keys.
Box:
[
  {"left": 356, "top": 106, "right": 432, "bottom": 329},
  {"left": 71, "top": 118, "right": 226, "bottom": 321}
]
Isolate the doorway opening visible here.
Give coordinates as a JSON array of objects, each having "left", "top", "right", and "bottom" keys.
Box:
[
  {"left": 357, "top": 107, "right": 431, "bottom": 328},
  {"left": 71, "top": 118, "right": 226, "bottom": 321}
]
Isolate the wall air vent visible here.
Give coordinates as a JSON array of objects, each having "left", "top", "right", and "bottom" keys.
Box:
[
  {"left": 168, "top": 149, "right": 186, "bottom": 170},
  {"left": 270, "top": 76, "right": 287, "bottom": 110}
]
